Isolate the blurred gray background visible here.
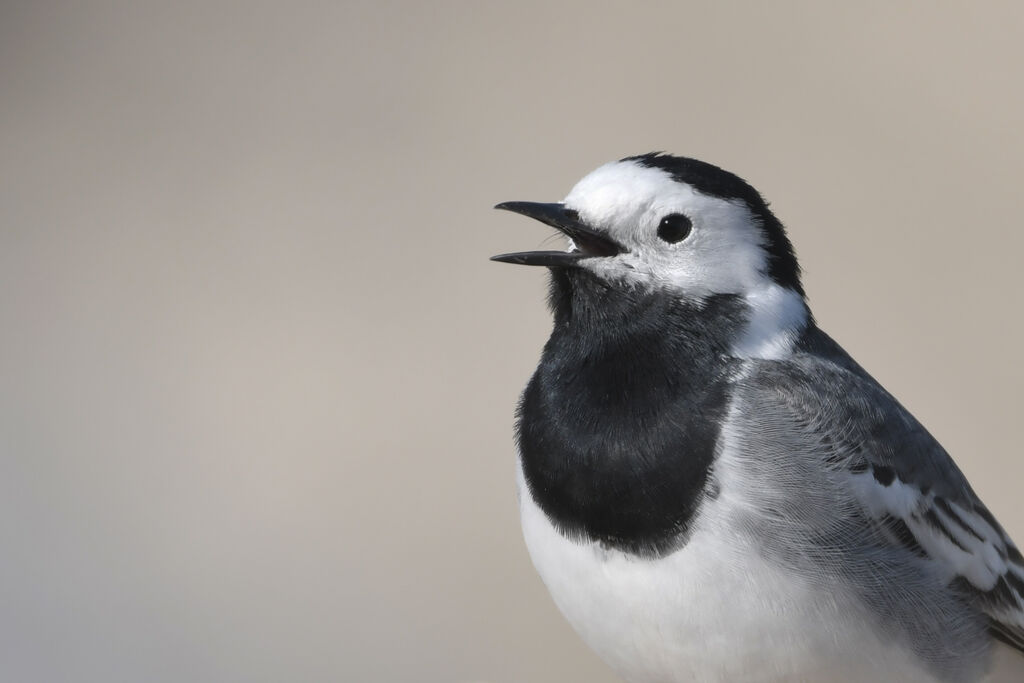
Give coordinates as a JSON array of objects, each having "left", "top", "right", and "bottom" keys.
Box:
[{"left": 2, "top": 2, "right": 1023, "bottom": 681}]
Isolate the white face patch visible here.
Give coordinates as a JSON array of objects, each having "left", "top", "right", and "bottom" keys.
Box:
[
  {"left": 562, "top": 159, "right": 808, "bottom": 357},
  {"left": 565, "top": 160, "right": 771, "bottom": 296}
]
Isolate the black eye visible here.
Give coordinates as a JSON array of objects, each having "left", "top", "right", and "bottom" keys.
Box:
[{"left": 657, "top": 213, "right": 692, "bottom": 243}]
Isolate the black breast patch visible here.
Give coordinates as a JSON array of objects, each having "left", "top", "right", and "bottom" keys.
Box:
[{"left": 517, "top": 270, "right": 743, "bottom": 558}]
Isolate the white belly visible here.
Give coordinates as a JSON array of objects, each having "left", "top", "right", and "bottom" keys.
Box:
[{"left": 517, "top": 465, "right": 942, "bottom": 683}]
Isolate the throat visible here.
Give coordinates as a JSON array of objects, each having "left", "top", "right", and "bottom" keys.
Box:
[{"left": 517, "top": 272, "right": 745, "bottom": 557}]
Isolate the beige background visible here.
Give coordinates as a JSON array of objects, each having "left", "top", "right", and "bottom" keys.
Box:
[{"left": 2, "top": 2, "right": 1023, "bottom": 681}]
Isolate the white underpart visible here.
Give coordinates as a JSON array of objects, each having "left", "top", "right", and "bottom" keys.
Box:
[
  {"left": 562, "top": 160, "right": 807, "bottom": 359},
  {"left": 519, "top": 457, "right": 942, "bottom": 682}
]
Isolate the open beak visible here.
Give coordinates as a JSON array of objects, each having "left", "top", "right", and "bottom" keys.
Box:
[{"left": 490, "top": 202, "right": 625, "bottom": 267}]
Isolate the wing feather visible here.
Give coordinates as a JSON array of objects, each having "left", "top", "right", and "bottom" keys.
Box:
[{"left": 738, "top": 329, "right": 1024, "bottom": 654}]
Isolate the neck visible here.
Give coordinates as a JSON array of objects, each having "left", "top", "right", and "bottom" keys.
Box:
[
  {"left": 732, "top": 283, "right": 810, "bottom": 359},
  {"left": 517, "top": 269, "right": 747, "bottom": 557}
]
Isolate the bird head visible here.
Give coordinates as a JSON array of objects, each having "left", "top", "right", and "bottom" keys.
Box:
[{"left": 493, "top": 153, "right": 809, "bottom": 358}]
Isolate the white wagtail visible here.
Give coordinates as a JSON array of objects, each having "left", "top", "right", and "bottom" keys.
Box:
[{"left": 492, "top": 153, "right": 1024, "bottom": 682}]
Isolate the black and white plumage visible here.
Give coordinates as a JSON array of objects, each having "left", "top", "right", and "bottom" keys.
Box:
[{"left": 492, "top": 153, "right": 1024, "bottom": 682}]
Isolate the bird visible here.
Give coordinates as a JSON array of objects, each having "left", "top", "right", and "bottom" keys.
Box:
[{"left": 491, "top": 153, "right": 1024, "bottom": 683}]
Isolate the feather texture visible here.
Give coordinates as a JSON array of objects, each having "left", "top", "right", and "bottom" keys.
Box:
[{"left": 735, "top": 327, "right": 1024, "bottom": 660}]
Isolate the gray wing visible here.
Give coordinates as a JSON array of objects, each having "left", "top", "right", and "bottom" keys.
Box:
[{"left": 731, "top": 329, "right": 1024, "bottom": 657}]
